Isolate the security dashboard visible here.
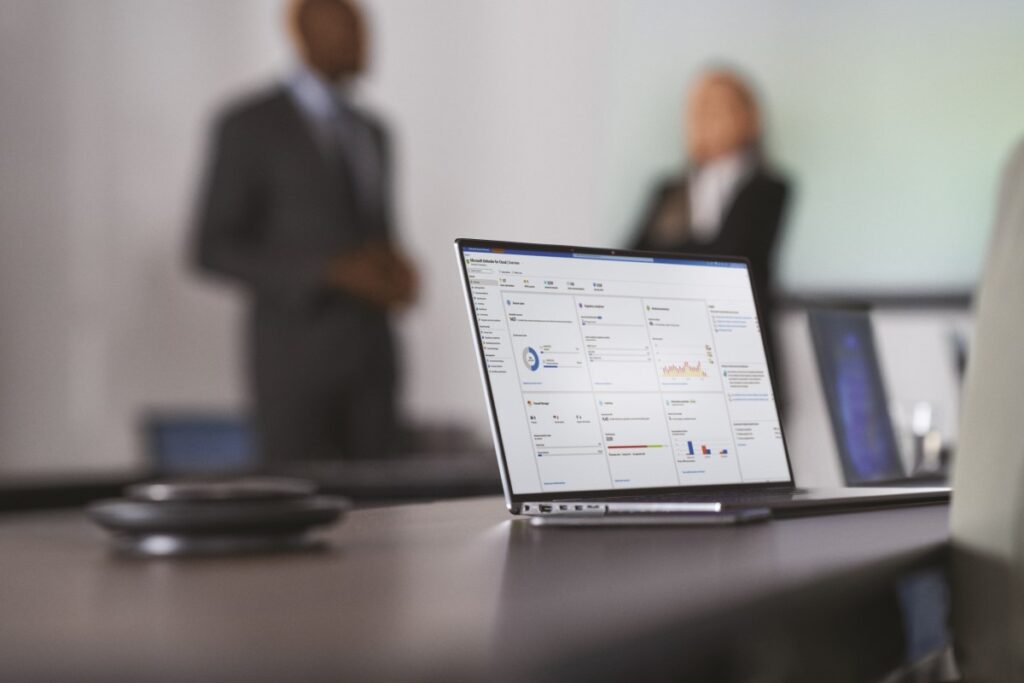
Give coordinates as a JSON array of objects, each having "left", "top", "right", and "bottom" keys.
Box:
[{"left": 461, "top": 245, "right": 791, "bottom": 495}]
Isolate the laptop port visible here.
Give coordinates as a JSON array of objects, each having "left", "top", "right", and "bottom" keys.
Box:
[
  {"left": 539, "top": 504, "right": 552, "bottom": 513},
  {"left": 575, "top": 505, "right": 583, "bottom": 511}
]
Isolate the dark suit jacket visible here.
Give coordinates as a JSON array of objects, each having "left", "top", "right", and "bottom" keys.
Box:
[
  {"left": 193, "top": 85, "right": 396, "bottom": 395},
  {"left": 631, "top": 168, "right": 789, "bottom": 306},
  {"left": 631, "top": 168, "right": 790, "bottom": 390}
]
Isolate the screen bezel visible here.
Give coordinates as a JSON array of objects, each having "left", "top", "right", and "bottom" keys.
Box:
[{"left": 456, "top": 238, "right": 796, "bottom": 506}]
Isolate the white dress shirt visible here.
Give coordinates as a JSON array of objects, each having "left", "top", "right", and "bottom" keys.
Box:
[{"left": 687, "top": 150, "right": 754, "bottom": 242}]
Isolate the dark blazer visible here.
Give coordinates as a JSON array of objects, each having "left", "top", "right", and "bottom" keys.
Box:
[
  {"left": 192, "top": 85, "right": 397, "bottom": 458},
  {"left": 631, "top": 168, "right": 789, "bottom": 306},
  {"left": 631, "top": 168, "right": 790, "bottom": 391}
]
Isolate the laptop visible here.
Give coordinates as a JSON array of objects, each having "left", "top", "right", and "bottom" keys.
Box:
[
  {"left": 455, "top": 239, "right": 949, "bottom": 518},
  {"left": 808, "top": 307, "right": 948, "bottom": 485}
]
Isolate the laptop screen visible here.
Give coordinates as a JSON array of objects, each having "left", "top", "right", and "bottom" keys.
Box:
[
  {"left": 459, "top": 241, "right": 792, "bottom": 497},
  {"left": 808, "top": 308, "right": 906, "bottom": 484}
]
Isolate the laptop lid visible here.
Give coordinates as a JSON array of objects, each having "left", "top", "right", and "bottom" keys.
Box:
[
  {"left": 456, "top": 239, "right": 794, "bottom": 507},
  {"left": 808, "top": 308, "right": 906, "bottom": 485}
]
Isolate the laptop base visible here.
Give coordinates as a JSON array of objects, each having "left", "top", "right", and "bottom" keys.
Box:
[{"left": 520, "top": 486, "right": 949, "bottom": 518}]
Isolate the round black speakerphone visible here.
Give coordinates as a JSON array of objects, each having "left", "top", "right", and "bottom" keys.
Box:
[{"left": 88, "top": 478, "right": 350, "bottom": 557}]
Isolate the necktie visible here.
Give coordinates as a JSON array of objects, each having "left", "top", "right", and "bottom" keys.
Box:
[{"left": 322, "top": 104, "right": 365, "bottom": 229}]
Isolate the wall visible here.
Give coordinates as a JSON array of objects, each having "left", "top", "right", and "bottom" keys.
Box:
[
  {"left": 0, "top": 0, "right": 1013, "bottom": 475},
  {"left": 0, "top": 0, "right": 286, "bottom": 473},
  {"left": 600, "top": 0, "right": 1024, "bottom": 293}
]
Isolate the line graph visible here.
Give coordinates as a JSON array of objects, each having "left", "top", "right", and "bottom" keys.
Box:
[{"left": 660, "top": 361, "right": 707, "bottom": 379}]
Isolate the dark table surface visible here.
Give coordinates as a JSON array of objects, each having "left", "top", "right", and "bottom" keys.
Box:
[
  {"left": 0, "top": 496, "right": 952, "bottom": 682},
  {"left": 0, "top": 455, "right": 502, "bottom": 512}
]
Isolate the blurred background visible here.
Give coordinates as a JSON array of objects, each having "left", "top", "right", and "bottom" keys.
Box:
[{"left": 0, "top": 0, "right": 1021, "bottom": 490}]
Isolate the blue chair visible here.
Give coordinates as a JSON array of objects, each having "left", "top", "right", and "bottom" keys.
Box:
[{"left": 143, "top": 412, "right": 256, "bottom": 476}]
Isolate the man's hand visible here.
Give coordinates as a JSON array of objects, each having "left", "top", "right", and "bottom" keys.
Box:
[{"left": 326, "top": 242, "right": 418, "bottom": 310}]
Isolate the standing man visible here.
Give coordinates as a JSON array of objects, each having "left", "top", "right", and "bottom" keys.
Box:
[{"left": 194, "top": 0, "right": 415, "bottom": 464}]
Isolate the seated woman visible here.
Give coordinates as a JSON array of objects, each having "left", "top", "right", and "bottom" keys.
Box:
[{"left": 630, "top": 67, "right": 791, "bottom": 389}]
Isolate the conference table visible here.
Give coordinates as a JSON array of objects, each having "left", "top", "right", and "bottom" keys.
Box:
[{"left": 0, "top": 496, "right": 952, "bottom": 681}]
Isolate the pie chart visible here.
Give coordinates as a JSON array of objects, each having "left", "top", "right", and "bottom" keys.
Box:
[{"left": 522, "top": 346, "right": 540, "bottom": 372}]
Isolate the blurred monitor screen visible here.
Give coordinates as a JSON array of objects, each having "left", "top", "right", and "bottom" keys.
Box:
[{"left": 808, "top": 309, "right": 905, "bottom": 484}]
